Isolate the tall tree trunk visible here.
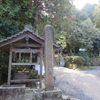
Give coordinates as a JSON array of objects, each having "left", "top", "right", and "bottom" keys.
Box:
[
  {"left": 66, "top": 43, "right": 71, "bottom": 56},
  {"left": 32, "top": 0, "right": 39, "bottom": 32}
]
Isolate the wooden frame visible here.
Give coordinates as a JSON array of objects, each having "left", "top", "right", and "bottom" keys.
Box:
[
  {"left": 0, "top": 31, "right": 45, "bottom": 87},
  {"left": 12, "top": 43, "right": 41, "bottom": 48},
  {"left": 7, "top": 46, "right": 43, "bottom": 87},
  {"left": 12, "top": 63, "right": 39, "bottom": 65},
  {"left": 0, "top": 29, "right": 58, "bottom": 88}
]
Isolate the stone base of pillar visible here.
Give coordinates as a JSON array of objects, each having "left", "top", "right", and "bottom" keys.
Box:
[{"left": 33, "top": 87, "right": 63, "bottom": 100}]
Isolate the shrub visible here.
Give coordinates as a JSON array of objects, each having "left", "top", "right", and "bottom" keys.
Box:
[
  {"left": 73, "top": 56, "right": 85, "bottom": 66},
  {"left": 65, "top": 56, "right": 74, "bottom": 67},
  {"left": 85, "top": 61, "right": 93, "bottom": 66},
  {"left": 69, "top": 64, "right": 77, "bottom": 69},
  {"left": 77, "top": 52, "right": 90, "bottom": 62},
  {"left": 65, "top": 56, "right": 85, "bottom": 68}
]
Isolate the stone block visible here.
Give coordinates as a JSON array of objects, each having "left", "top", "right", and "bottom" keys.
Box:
[
  {"left": 33, "top": 88, "right": 63, "bottom": 100},
  {"left": 0, "top": 85, "right": 25, "bottom": 100}
]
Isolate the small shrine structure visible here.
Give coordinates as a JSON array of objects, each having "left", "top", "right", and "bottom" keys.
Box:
[{"left": 0, "top": 26, "right": 58, "bottom": 86}]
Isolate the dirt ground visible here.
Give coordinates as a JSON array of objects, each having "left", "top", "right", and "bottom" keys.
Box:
[{"left": 54, "top": 66, "right": 100, "bottom": 100}]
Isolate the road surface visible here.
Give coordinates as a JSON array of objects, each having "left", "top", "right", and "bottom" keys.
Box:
[{"left": 54, "top": 66, "right": 100, "bottom": 100}]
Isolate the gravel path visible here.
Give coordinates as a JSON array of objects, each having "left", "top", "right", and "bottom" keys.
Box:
[
  {"left": 54, "top": 66, "right": 100, "bottom": 100},
  {"left": 82, "top": 67, "right": 100, "bottom": 77}
]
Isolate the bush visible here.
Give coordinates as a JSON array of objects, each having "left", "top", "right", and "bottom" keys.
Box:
[
  {"left": 77, "top": 52, "right": 90, "bottom": 62},
  {"left": 85, "top": 61, "right": 93, "bottom": 66},
  {"left": 65, "top": 56, "right": 85, "bottom": 68},
  {"left": 69, "top": 64, "right": 77, "bottom": 69},
  {"left": 65, "top": 56, "right": 74, "bottom": 67},
  {"left": 73, "top": 56, "right": 85, "bottom": 66}
]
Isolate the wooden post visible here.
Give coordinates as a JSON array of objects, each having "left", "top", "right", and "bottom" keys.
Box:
[
  {"left": 37, "top": 55, "right": 40, "bottom": 64},
  {"left": 30, "top": 52, "right": 32, "bottom": 63},
  {"left": 7, "top": 46, "right": 12, "bottom": 85},
  {"left": 44, "top": 25, "right": 54, "bottom": 91},
  {"left": 40, "top": 48, "right": 43, "bottom": 88},
  {"left": 19, "top": 52, "right": 21, "bottom": 61}
]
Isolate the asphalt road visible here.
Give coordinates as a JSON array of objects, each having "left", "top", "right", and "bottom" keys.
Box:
[{"left": 54, "top": 66, "right": 100, "bottom": 100}]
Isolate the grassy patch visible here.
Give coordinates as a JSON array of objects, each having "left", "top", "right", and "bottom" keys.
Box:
[
  {"left": 76, "top": 66, "right": 93, "bottom": 70},
  {"left": 67, "top": 64, "right": 90, "bottom": 70}
]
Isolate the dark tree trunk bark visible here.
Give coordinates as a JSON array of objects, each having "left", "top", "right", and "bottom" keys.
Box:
[
  {"left": 66, "top": 43, "right": 71, "bottom": 56},
  {"left": 32, "top": 0, "right": 39, "bottom": 32}
]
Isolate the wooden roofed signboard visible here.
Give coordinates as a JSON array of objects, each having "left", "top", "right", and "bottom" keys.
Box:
[
  {"left": 0, "top": 27, "right": 46, "bottom": 85},
  {"left": 0, "top": 26, "right": 59, "bottom": 87}
]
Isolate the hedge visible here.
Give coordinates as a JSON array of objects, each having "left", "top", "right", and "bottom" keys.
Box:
[{"left": 65, "top": 56, "right": 85, "bottom": 68}]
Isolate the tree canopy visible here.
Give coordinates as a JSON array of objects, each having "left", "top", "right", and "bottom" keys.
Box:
[
  {"left": 0, "top": 0, "right": 73, "bottom": 38},
  {"left": 69, "top": 18, "right": 99, "bottom": 52},
  {"left": 82, "top": 3, "right": 97, "bottom": 21},
  {"left": 93, "top": 4, "right": 100, "bottom": 28},
  {"left": 0, "top": 0, "right": 100, "bottom": 54}
]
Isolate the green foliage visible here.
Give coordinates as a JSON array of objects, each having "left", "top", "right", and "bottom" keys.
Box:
[
  {"left": 77, "top": 52, "right": 99, "bottom": 66},
  {"left": 43, "top": 0, "right": 73, "bottom": 37},
  {"left": 93, "top": 36, "right": 100, "bottom": 56},
  {"left": 82, "top": 3, "right": 97, "bottom": 21},
  {"left": 37, "top": 0, "right": 74, "bottom": 55},
  {"left": 77, "top": 52, "right": 90, "bottom": 63},
  {"left": 77, "top": 10, "right": 88, "bottom": 21},
  {"left": 93, "top": 4, "right": 100, "bottom": 28},
  {"left": 73, "top": 9, "right": 88, "bottom": 21},
  {"left": 73, "top": 56, "right": 85, "bottom": 66},
  {"left": 56, "top": 34, "right": 67, "bottom": 49},
  {"left": 0, "top": 50, "right": 9, "bottom": 84},
  {"left": 56, "top": 17, "right": 100, "bottom": 55},
  {"left": 0, "top": 0, "right": 34, "bottom": 38},
  {"left": 93, "top": 36, "right": 100, "bottom": 50},
  {"left": 86, "top": 61, "right": 93, "bottom": 66},
  {"left": 69, "top": 18, "right": 100, "bottom": 53},
  {"left": 65, "top": 56, "right": 85, "bottom": 68},
  {"left": 17, "top": 55, "right": 30, "bottom": 63},
  {"left": 12, "top": 65, "right": 30, "bottom": 71},
  {"left": 65, "top": 56, "right": 74, "bottom": 64},
  {"left": 68, "top": 64, "right": 77, "bottom": 69},
  {"left": 0, "top": 19, "right": 20, "bottom": 39},
  {"left": 0, "top": 0, "right": 73, "bottom": 38},
  {"left": 30, "top": 70, "right": 38, "bottom": 79}
]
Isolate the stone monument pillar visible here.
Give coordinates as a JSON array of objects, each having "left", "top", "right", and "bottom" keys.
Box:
[
  {"left": 44, "top": 25, "right": 54, "bottom": 91},
  {"left": 33, "top": 25, "right": 63, "bottom": 100}
]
